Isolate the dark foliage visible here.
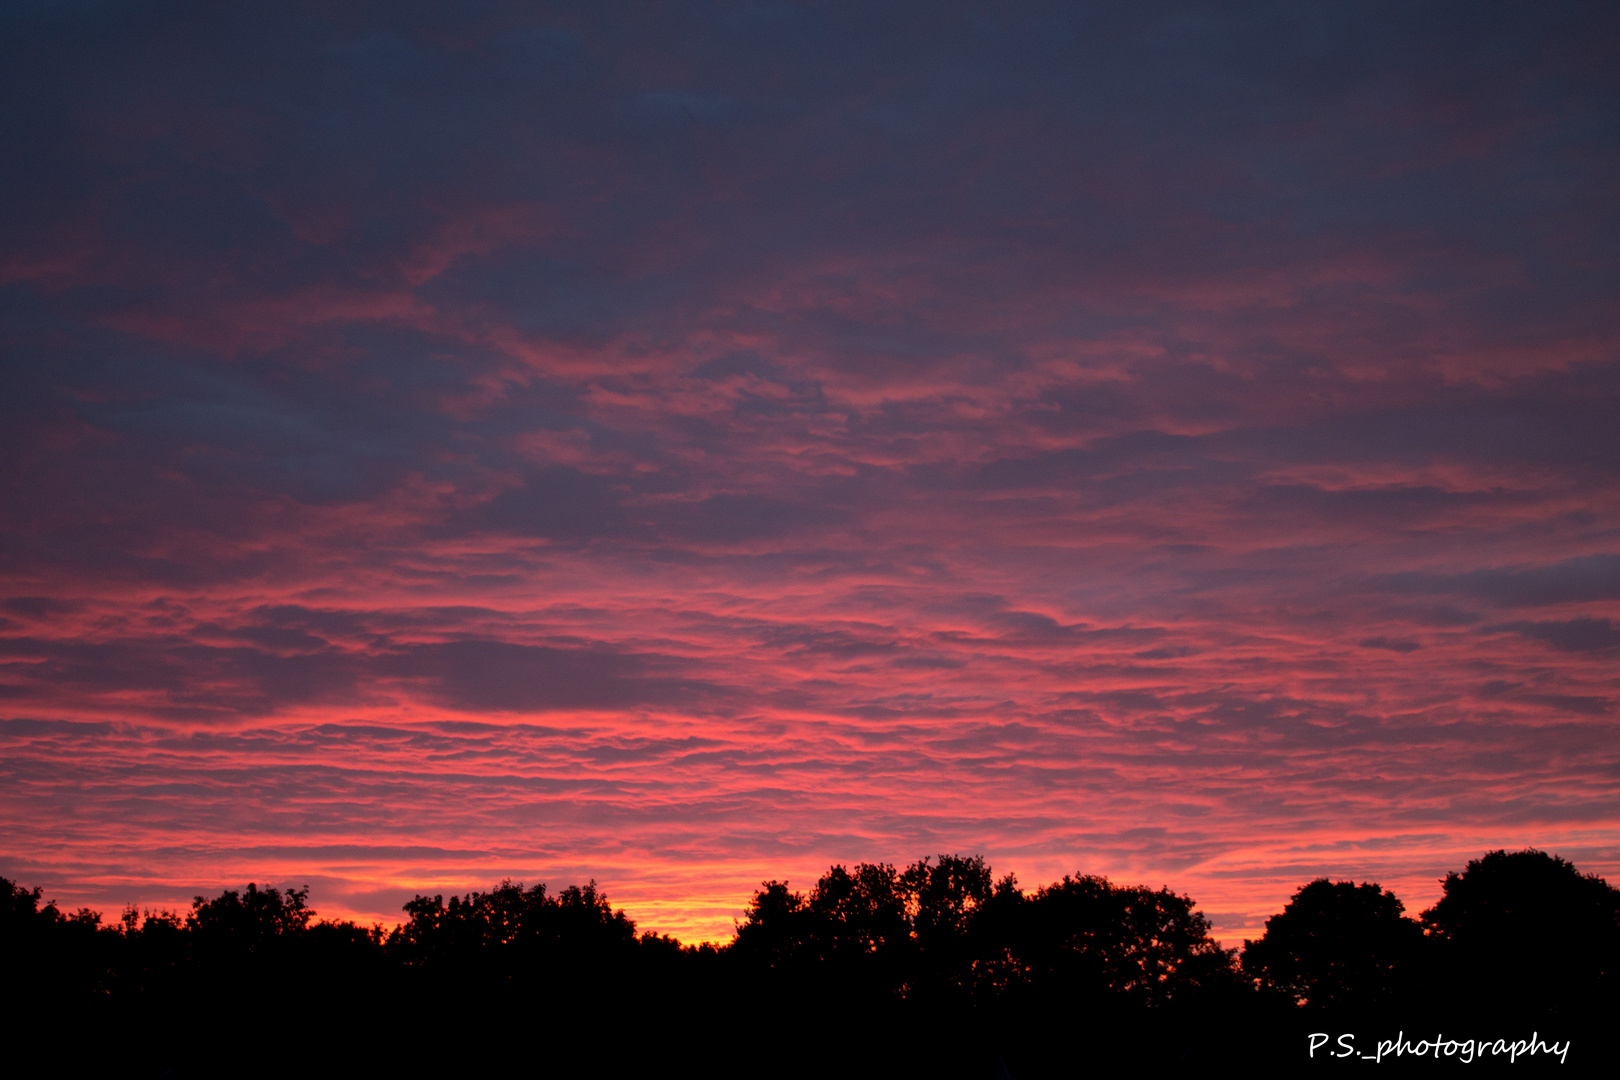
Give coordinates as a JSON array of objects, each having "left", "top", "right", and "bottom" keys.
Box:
[
  {"left": 1241, "top": 878, "right": 1423, "bottom": 1011},
  {"left": 4, "top": 848, "right": 1616, "bottom": 1077},
  {"left": 731, "top": 854, "right": 1002, "bottom": 1000},
  {"left": 390, "top": 878, "right": 638, "bottom": 975},
  {"left": 1003, "top": 874, "right": 1238, "bottom": 1007},
  {"left": 1420, "top": 848, "right": 1620, "bottom": 1024}
]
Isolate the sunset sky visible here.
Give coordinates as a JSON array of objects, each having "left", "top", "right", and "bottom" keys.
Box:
[{"left": 2, "top": 1, "right": 1618, "bottom": 946}]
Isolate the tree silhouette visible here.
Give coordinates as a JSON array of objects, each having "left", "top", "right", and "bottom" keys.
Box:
[
  {"left": 1240, "top": 878, "right": 1421, "bottom": 1011},
  {"left": 993, "top": 874, "right": 1236, "bottom": 1008},
  {"left": 1, "top": 876, "right": 119, "bottom": 1007},
  {"left": 388, "top": 876, "right": 642, "bottom": 1003},
  {"left": 187, "top": 882, "right": 312, "bottom": 951},
  {"left": 1421, "top": 848, "right": 1620, "bottom": 1022},
  {"left": 901, "top": 854, "right": 995, "bottom": 995},
  {"left": 22, "top": 849, "right": 1615, "bottom": 1075},
  {"left": 730, "top": 878, "right": 811, "bottom": 968},
  {"left": 732, "top": 854, "right": 1003, "bottom": 999}
]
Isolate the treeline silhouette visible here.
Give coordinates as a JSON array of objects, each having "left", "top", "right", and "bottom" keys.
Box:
[{"left": 3, "top": 849, "right": 1615, "bottom": 1076}]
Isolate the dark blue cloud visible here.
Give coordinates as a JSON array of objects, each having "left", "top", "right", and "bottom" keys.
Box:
[
  {"left": 1359, "top": 637, "right": 1422, "bottom": 653},
  {"left": 2, "top": 2, "right": 1616, "bottom": 555},
  {"left": 1492, "top": 617, "right": 1620, "bottom": 653},
  {"left": 382, "top": 640, "right": 726, "bottom": 713},
  {"left": 1384, "top": 555, "right": 1620, "bottom": 608}
]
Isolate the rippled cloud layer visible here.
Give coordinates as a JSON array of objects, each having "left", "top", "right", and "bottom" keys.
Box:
[{"left": 2, "top": 1, "right": 1617, "bottom": 942}]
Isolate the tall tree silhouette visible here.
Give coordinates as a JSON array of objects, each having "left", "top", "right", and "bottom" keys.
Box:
[
  {"left": 805, "top": 861, "right": 912, "bottom": 991},
  {"left": 731, "top": 854, "right": 1003, "bottom": 999},
  {"left": 730, "top": 878, "right": 812, "bottom": 970},
  {"left": 901, "top": 854, "right": 997, "bottom": 999},
  {"left": 389, "top": 877, "right": 640, "bottom": 988},
  {"left": 187, "top": 882, "right": 312, "bottom": 952},
  {"left": 991, "top": 874, "right": 1236, "bottom": 1008},
  {"left": 1, "top": 876, "right": 117, "bottom": 1008},
  {"left": 1240, "top": 879, "right": 1421, "bottom": 1011},
  {"left": 1421, "top": 848, "right": 1620, "bottom": 1023}
]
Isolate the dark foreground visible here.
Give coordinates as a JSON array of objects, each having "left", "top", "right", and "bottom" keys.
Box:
[{"left": 4, "top": 848, "right": 1615, "bottom": 1076}]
